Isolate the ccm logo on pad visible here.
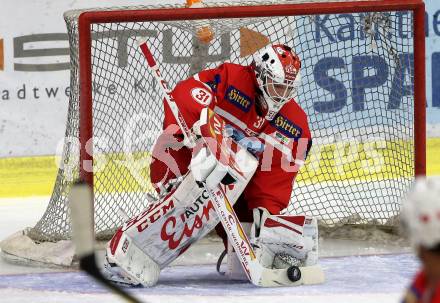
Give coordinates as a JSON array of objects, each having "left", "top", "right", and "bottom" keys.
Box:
[{"left": 191, "top": 87, "right": 212, "bottom": 105}]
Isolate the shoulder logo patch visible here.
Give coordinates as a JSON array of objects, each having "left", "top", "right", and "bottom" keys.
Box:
[
  {"left": 206, "top": 74, "right": 221, "bottom": 92},
  {"left": 225, "top": 85, "right": 253, "bottom": 112},
  {"left": 191, "top": 87, "right": 212, "bottom": 105}
]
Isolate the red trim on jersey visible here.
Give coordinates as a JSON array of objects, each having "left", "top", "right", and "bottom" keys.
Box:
[{"left": 404, "top": 270, "right": 440, "bottom": 303}]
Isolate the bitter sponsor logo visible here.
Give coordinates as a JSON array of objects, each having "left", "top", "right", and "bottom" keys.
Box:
[
  {"left": 271, "top": 114, "right": 302, "bottom": 139},
  {"left": 225, "top": 85, "right": 253, "bottom": 112}
]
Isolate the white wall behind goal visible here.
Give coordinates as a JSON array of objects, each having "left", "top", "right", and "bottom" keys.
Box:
[{"left": 0, "top": 0, "right": 439, "bottom": 157}]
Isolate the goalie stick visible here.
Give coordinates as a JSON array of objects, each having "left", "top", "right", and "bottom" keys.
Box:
[
  {"left": 68, "top": 181, "right": 144, "bottom": 303},
  {"left": 138, "top": 39, "right": 324, "bottom": 287}
]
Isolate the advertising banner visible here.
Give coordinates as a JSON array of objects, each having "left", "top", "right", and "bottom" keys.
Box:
[
  {"left": 425, "top": 0, "right": 440, "bottom": 134},
  {"left": 0, "top": 0, "right": 439, "bottom": 158},
  {"left": 0, "top": 0, "right": 179, "bottom": 157}
]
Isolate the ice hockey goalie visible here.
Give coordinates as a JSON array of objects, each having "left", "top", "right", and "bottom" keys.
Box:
[{"left": 102, "top": 44, "right": 321, "bottom": 287}]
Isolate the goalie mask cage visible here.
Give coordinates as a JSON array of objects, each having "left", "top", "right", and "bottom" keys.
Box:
[{"left": 5, "top": 0, "right": 426, "bottom": 251}]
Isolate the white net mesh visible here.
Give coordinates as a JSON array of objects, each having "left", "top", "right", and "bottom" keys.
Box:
[{"left": 28, "top": 1, "right": 416, "bottom": 242}]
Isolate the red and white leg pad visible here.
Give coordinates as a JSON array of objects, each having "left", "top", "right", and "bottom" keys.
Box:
[
  {"left": 252, "top": 208, "right": 319, "bottom": 268},
  {"left": 103, "top": 137, "right": 259, "bottom": 287},
  {"left": 225, "top": 208, "right": 319, "bottom": 280},
  {"left": 104, "top": 233, "right": 161, "bottom": 287}
]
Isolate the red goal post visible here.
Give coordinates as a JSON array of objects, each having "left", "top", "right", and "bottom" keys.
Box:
[{"left": 0, "top": 0, "right": 426, "bottom": 263}]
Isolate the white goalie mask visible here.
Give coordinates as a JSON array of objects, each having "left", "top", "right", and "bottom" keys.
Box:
[
  {"left": 253, "top": 44, "right": 301, "bottom": 120},
  {"left": 401, "top": 177, "right": 440, "bottom": 250}
]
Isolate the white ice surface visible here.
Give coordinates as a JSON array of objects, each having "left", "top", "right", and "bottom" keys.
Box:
[
  {"left": 0, "top": 196, "right": 419, "bottom": 303},
  {"left": 0, "top": 254, "right": 419, "bottom": 303}
]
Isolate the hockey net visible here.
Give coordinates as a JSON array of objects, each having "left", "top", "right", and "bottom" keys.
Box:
[{"left": 1, "top": 0, "right": 425, "bottom": 265}]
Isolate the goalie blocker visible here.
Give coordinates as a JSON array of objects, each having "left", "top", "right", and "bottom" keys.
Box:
[{"left": 103, "top": 108, "right": 324, "bottom": 287}]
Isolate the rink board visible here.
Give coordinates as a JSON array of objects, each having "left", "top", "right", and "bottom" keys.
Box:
[{"left": 0, "top": 137, "right": 439, "bottom": 198}]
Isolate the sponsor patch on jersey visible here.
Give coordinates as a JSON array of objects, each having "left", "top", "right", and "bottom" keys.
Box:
[
  {"left": 191, "top": 87, "right": 212, "bottom": 105},
  {"left": 225, "top": 85, "right": 253, "bottom": 112},
  {"left": 275, "top": 131, "right": 290, "bottom": 145},
  {"left": 270, "top": 114, "right": 302, "bottom": 140}
]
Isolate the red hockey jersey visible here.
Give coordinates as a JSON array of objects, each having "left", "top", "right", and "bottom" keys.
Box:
[
  {"left": 151, "top": 63, "right": 311, "bottom": 216},
  {"left": 403, "top": 271, "right": 440, "bottom": 303}
]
